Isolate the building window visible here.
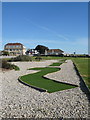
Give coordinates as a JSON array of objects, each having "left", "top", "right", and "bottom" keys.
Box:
[
  {"left": 8, "top": 45, "right": 13, "bottom": 48},
  {"left": 6, "top": 45, "right": 10, "bottom": 48},
  {"left": 16, "top": 45, "right": 20, "bottom": 48},
  {"left": 6, "top": 46, "right": 8, "bottom": 48}
]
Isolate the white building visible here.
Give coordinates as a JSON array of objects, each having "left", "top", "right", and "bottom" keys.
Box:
[
  {"left": 4, "top": 43, "right": 26, "bottom": 55},
  {"left": 26, "top": 49, "right": 39, "bottom": 56},
  {"left": 46, "top": 49, "right": 64, "bottom": 55}
]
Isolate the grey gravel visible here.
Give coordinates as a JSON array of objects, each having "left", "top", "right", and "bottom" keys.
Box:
[
  {"left": 0, "top": 60, "right": 89, "bottom": 118},
  {"left": 45, "top": 60, "right": 80, "bottom": 86}
]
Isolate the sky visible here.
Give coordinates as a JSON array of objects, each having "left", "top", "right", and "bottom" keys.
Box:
[{"left": 2, "top": 2, "right": 88, "bottom": 54}]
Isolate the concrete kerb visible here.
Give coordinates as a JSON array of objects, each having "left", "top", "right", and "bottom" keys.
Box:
[
  {"left": 73, "top": 62, "right": 90, "bottom": 95},
  {"left": 18, "top": 76, "right": 47, "bottom": 92},
  {"left": 43, "top": 76, "right": 78, "bottom": 87}
]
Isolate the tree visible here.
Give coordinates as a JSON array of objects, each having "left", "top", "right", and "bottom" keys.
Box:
[{"left": 35, "top": 45, "right": 49, "bottom": 54}]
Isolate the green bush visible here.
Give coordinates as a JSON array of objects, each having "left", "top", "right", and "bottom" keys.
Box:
[
  {"left": 35, "top": 56, "right": 42, "bottom": 61},
  {"left": 1, "top": 59, "right": 20, "bottom": 71},
  {"left": 2, "top": 51, "right": 9, "bottom": 56},
  {"left": 8, "top": 55, "right": 32, "bottom": 62},
  {"left": 11, "top": 64, "right": 20, "bottom": 71}
]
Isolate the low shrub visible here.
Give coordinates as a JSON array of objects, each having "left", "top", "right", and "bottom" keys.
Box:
[
  {"left": 11, "top": 64, "right": 20, "bottom": 71},
  {"left": 2, "top": 51, "right": 9, "bottom": 56},
  {"left": 35, "top": 56, "right": 42, "bottom": 61},
  {"left": 8, "top": 55, "right": 32, "bottom": 62},
  {"left": 1, "top": 59, "right": 20, "bottom": 71}
]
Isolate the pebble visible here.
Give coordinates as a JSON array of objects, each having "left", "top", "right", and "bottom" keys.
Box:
[{"left": 0, "top": 60, "right": 89, "bottom": 118}]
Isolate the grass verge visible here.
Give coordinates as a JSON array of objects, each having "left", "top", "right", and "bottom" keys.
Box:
[{"left": 71, "top": 58, "right": 90, "bottom": 89}]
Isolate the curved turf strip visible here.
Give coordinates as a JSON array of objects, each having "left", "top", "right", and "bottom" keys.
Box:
[
  {"left": 20, "top": 67, "right": 76, "bottom": 93},
  {"left": 49, "top": 62, "right": 62, "bottom": 66}
]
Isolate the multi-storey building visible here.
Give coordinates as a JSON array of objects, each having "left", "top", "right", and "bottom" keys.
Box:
[{"left": 4, "top": 43, "right": 26, "bottom": 55}]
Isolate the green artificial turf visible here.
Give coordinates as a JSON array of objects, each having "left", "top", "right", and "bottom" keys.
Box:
[
  {"left": 20, "top": 67, "right": 76, "bottom": 93},
  {"left": 49, "top": 62, "right": 62, "bottom": 66},
  {"left": 49, "top": 59, "right": 66, "bottom": 66}
]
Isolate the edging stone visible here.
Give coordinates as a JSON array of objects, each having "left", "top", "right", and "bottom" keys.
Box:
[{"left": 18, "top": 76, "right": 47, "bottom": 92}]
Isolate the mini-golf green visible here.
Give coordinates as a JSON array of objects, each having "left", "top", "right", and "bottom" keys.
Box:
[
  {"left": 49, "top": 62, "right": 62, "bottom": 66},
  {"left": 19, "top": 67, "right": 76, "bottom": 93}
]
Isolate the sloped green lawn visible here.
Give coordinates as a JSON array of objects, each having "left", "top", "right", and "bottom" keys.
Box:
[
  {"left": 72, "top": 58, "right": 90, "bottom": 89},
  {"left": 19, "top": 67, "right": 76, "bottom": 93}
]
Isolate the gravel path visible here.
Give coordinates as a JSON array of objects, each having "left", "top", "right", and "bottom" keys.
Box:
[
  {"left": 1, "top": 60, "right": 89, "bottom": 118},
  {"left": 45, "top": 60, "right": 80, "bottom": 86}
]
